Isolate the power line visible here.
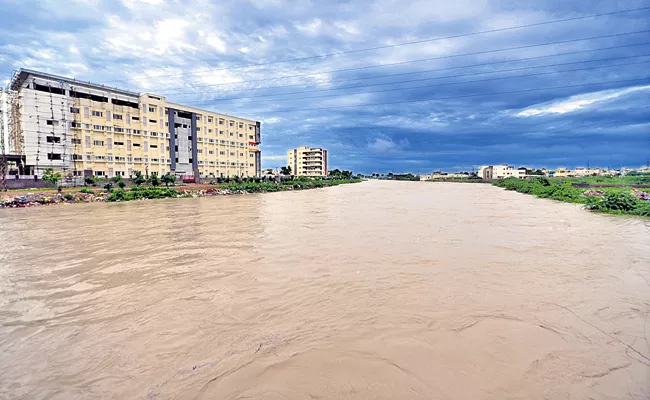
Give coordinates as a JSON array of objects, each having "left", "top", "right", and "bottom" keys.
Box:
[
  {"left": 260, "top": 77, "right": 650, "bottom": 113},
  {"left": 153, "top": 29, "right": 650, "bottom": 93},
  {"left": 100, "top": 6, "right": 650, "bottom": 85},
  {"left": 184, "top": 55, "right": 650, "bottom": 104},
  {"left": 163, "top": 41, "right": 650, "bottom": 97}
]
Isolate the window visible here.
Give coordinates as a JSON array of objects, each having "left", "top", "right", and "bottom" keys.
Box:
[
  {"left": 47, "top": 153, "right": 62, "bottom": 160},
  {"left": 148, "top": 106, "right": 155, "bottom": 113},
  {"left": 114, "top": 141, "right": 124, "bottom": 146},
  {"left": 133, "top": 143, "right": 141, "bottom": 147},
  {"left": 209, "top": 150, "right": 214, "bottom": 155},
  {"left": 92, "top": 111, "right": 103, "bottom": 117},
  {"left": 240, "top": 153, "right": 243, "bottom": 157},
  {"left": 72, "top": 138, "right": 82, "bottom": 145},
  {"left": 239, "top": 134, "right": 243, "bottom": 138},
  {"left": 70, "top": 107, "right": 80, "bottom": 114},
  {"left": 249, "top": 135, "right": 254, "bottom": 140},
  {"left": 239, "top": 123, "right": 243, "bottom": 128},
  {"left": 149, "top": 119, "right": 156, "bottom": 123},
  {"left": 93, "top": 125, "right": 104, "bottom": 131},
  {"left": 70, "top": 122, "right": 82, "bottom": 128},
  {"left": 114, "top": 127, "right": 124, "bottom": 133},
  {"left": 208, "top": 118, "right": 213, "bottom": 123},
  {"left": 250, "top": 153, "right": 254, "bottom": 158},
  {"left": 95, "top": 171, "right": 105, "bottom": 176},
  {"left": 46, "top": 136, "right": 61, "bottom": 143},
  {"left": 105, "top": 126, "right": 112, "bottom": 132},
  {"left": 229, "top": 121, "right": 234, "bottom": 126},
  {"left": 229, "top": 132, "right": 233, "bottom": 136},
  {"left": 46, "top": 120, "right": 59, "bottom": 126},
  {"left": 220, "top": 151, "right": 225, "bottom": 155},
  {"left": 150, "top": 144, "right": 158, "bottom": 149},
  {"left": 132, "top": 116, "right": 140, "bottom": 121},
  {"left": 85, "top": 136, "right": 91, "bottom": 147},
  {"left": 114, "top": 114, "right": 123, "bottom": 120},
  {"left": 219, "top": 119, "right": 224, "bottom": 125},
  {"left": 94, "top": 140, "right": 104, "bottom": 146},
  {"left": 208, "top": 129, "right": 212, "bottom": 133},
  {"left": 230, "top": 152, "right": 234, "bottom": 156},
  {"left": 219, "top": 130, "right": 224, "bottom": 135},
  {"left": 72, "top": 154, "right": 83, "bottom": 160},
  {"left": 126, "top": 129, "right": 132, "bottom": 134}
]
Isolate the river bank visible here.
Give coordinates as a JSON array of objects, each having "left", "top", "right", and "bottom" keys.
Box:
[
  {"left": 0, "top": 179, "right": 362, "bottom": 209},
  {"left": 493, "top": 177, "right": 650, "bottom": 217}
]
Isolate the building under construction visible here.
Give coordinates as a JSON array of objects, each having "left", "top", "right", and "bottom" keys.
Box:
[{"left": 0, "top": 69, "right": 261, "bottom": 184}]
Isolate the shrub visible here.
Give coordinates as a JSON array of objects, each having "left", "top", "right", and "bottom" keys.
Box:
[
  {"left": 79, "top": 188, "right": 94, "bottom": 194},
  {"left": 118, "top": 181, "right": 126, "bottom": 189},
  {"left": 148, "top": 174, "right": 161, "bottom": 187},
  {"left": 63, "top": 193, "right": 74, "bottom": 201},
  {"left": 84, "top": 176, "right": 97, "bottom": 186},
  {"left": 132, "top": 170, "right": 146, "bottom": 186},
  {"left": 161, "top": 173, "right": 176, "bottom": 187}
]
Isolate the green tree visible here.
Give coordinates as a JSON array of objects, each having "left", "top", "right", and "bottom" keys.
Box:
[
  {"left": 132, "top": 170, "right": 146, "bottom": 186},
  {"left": 84, "top": 176, "right": 97, "bottom": 186},
  {"left": 280, "top": 166, "right": 292, "bottom": 176},
  {"left": 42, "top": 168, "right": 62, "bottom": 188},
  {"left": 148, "top": 174, "right": 161, "bottom": 187},
  {"left": 117, "top": 180, "right": 126, "bottom": 189},
  {"left": 161, "top": 173, "right": 176, "bottom": 187}
]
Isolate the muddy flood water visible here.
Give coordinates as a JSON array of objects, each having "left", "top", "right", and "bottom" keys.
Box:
[{"left": 0, "top": 180, "right": 649, "bottom": 399}]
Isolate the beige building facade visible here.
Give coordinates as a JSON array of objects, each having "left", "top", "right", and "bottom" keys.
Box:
[
  {"left": 287, "top": 146, "right": 328, "bottom": 177},
  {"left": 4, "top": 69, "right": 261, "bottom": 180}
]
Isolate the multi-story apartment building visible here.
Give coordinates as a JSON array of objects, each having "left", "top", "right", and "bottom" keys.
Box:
[
  {"left": 3, "top": 69, "right": 261, "bottom": 180},
  {"left": 287, "top": 146, "right": 328, "bottom": 177}
]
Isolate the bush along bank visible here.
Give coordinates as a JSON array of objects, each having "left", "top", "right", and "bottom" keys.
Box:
[
  {"left": 0, "top": 179, "right": 362, "bottom": 209},
  {"left": 493, "top": 177, "right": 650, "bottom": 217}
]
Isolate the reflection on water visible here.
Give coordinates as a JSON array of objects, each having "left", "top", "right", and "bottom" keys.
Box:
[{"left": 0, "top": 181, "right": 648, "bottom": 399}]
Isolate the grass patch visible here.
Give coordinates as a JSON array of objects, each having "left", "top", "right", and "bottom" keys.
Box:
[{"left": 493, "top": 177, "right": 650, "bottom": 217}]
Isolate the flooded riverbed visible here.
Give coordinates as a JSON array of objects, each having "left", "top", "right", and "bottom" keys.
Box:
[{"left": 1, "top": 180, "right": 648, "bottom": 399}]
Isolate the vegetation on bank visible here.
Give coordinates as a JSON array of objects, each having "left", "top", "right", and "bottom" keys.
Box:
[
  {"left": 103, "top": 178, "right": 361, "bottom": 202},
  {"left": 0, "top": 178, "right": 362, "bottom": 208},
  {"left": 493, "top": 177, "right": 650, "bottom": 217}
]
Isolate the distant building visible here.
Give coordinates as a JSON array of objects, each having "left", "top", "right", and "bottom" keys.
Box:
[
  {"left": 478, "top": 166, "right": 493, "bottom": 180},
  {"left": 287, "top": 146, "right": 328, "bottom": 177},
  {"left": 491, "top": 165, "right": 516, "bottom": 179},
  {"left": 261, "top": 168, "right": 279, "bottom": 177},
  {"left": 554, "top": 168, "right": 573, "bottom": 178}
]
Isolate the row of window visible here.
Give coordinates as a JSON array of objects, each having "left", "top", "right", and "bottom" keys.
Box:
[
  {"left": 75, "top": 104, "right": 257, "bottom": 132},
  {"left": 69, "top": 123, "right": 254, "bottom": 145}
]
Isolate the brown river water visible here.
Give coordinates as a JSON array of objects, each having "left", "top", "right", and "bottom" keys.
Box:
[{"left": 1, "top": 180, "right": 649, "bottom": 399}]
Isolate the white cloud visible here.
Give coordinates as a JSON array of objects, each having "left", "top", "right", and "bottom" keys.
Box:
[
  {"left": 367, "top": 135, "right": 409, "bottom": 153},
  {"left": 295, "top": 19, "right": 323, "bottom": 35},
  {"left": 516, "top": 85, "right": 650, "bottom": 117},
  {"left": 205, "top": 34, "right": 227, "bottom": 53}
]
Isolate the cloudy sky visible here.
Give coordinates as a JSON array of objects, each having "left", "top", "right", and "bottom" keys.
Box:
[{"left": 1, "top": 0, "right": 648, "bottom": 173}]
